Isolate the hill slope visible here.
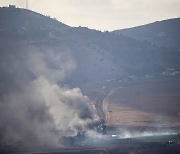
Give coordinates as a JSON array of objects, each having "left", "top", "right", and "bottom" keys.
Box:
[
  {"left": 0, "top": 7, "right": 179, "bottom": 86},
  {"left": 113, "top": 18, "right": 180, "bottom": 50}
]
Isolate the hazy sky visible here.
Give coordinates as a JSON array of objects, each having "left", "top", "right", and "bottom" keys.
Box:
[{"left": 0, "top": 0, "right": 180, "bottom": 30}]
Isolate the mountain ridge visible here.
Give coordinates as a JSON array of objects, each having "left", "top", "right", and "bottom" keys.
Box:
[
  {"left": 113, "top": 17, "right": 180, "bottom": 50},
  {"left": 0, "top": 7, "right": 179, "bottom": 85}
]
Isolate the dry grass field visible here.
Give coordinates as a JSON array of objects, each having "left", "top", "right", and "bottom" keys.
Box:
[{"left": 103, "top": 78, "right": 180, "bottom": 129}]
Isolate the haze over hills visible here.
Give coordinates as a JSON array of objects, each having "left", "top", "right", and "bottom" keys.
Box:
[{"left": 0, "top": 6, "right": 179, "bottom": 85}]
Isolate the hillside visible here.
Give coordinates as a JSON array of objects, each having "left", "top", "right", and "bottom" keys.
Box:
[
  {"left": 0, "top": 7, "right": 179, "bottom": 86},
  {"left": 0, "top": 6, "right": 68, "bottom": 42},
  {"left": 113, "top": 18, "right": 180, "bottom": 50}
]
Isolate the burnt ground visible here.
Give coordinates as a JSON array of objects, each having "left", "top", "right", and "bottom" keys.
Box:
[{"left": 0, "top": 134, "right": 180, "bottom": 154}]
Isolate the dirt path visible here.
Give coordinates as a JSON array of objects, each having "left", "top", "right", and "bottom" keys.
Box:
[{"left": 95, "top": 86, "right": 124, "bottom": 124}]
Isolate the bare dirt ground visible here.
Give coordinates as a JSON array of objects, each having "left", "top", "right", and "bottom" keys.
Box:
[
  {"left": 81, "top": 77, "right": 180, "bottom": 132},
  {"left": 104, "top": 78, "right": 180, "bottom": 129}
]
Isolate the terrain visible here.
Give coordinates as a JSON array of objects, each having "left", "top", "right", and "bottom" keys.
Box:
[
  {"left": 0, "top": 6, "right": 180, "bottom": 153},
  {"left": 0, "top": 7, "right": 180, "bottom": 84},
  {"left": 113, "top": 18, "right": 180, "bottom": 50},
  {"left": 81, "top": 76, "right": 180, "bottom": 131},
  {"left": 104, "top": 78, "right": 180, "bottom": 129}
]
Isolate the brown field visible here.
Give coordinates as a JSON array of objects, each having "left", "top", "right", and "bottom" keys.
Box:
[
  {"left": 80, "top": 77, "right": 180, "bottom": 131},
  {"left": 103, "top": 78, "right": 180, "bottom": 129}
]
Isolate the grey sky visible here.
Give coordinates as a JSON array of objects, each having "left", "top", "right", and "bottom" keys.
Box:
[{"left": 0, "top": 0, "right": 180, "bottom": 30}]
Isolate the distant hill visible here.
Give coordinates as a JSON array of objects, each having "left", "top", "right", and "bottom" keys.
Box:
[
  {"left": 0, "top": 6, "right": 68, "bottom": 42},
  {"left": 0, "top": 6, "right": 68, "bottom": 30},
  {"left": 113, "top": 18, "right": 180, "bottom": 50},
  {"left": 0, "top": 7, "right": 179, "bottom": 87}
]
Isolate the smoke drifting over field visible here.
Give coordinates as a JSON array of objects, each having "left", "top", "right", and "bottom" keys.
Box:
[{"left": 0, "top": 46, "right": 97, "bottom": 148}]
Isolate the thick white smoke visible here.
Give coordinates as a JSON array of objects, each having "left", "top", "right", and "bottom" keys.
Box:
[{"left": 0, "top": 47, "right": 98, "bottom": 148}]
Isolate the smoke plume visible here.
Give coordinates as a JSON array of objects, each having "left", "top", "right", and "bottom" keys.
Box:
[{"left": 0, "top": 46, "right": 97, "bottom": 148}]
